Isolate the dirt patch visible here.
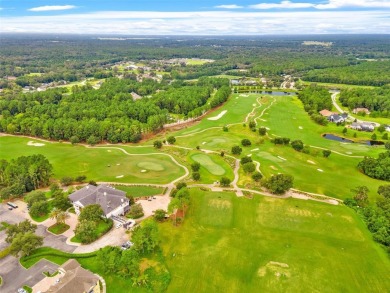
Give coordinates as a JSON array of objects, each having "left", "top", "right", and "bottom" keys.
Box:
[
  {"left": 258, "top": 261, "right": 291, "bottom": 278},
  {"left": 27, "top": 141, "right": 45, "bottom": 147}
]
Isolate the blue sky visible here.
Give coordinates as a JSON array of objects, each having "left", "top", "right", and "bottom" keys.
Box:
[{"left": 1, "top": 1, "right": 390, "bottom": 34}]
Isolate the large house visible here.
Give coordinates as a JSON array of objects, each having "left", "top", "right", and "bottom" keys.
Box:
[
  {"left": 328, "top": 113, "right": 348, "bottom": 124},
  {"left": 32, "top": 259, "right": 101, "bottom": 293},
  {"left": 351, "top": 122, "right": 375, "bottom": 132},
  {"left": 69, "top": 184, "right": 130, "bottom": 218}
]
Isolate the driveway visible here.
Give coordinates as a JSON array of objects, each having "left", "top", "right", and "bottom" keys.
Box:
[
  {"left": 137, "top": 195, "right": 171, "bottom": 219},
  {"left": 0, "top": 255, "right": 58, "bottom": 293}
]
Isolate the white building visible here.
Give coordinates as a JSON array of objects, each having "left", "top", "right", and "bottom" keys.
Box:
[{"left": 68, "top": 184, "right": 130, "bottom": 218}]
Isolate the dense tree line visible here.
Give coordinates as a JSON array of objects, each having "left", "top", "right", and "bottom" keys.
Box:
[
  {"left": 298, "top": 85, "right": 332, "bottom": 125},
  {"left": 0, "top": 77, "right": 230, "bottom": 143},
  {"left": 339, "top": 86, "right": 390, "bottom": 118},
  {"left": 304, "top": 61, "right": 390, "bottom": 86},
  {"left": 0, "top": 154, "right": 53, "bottom": 199},
  {"left": 345, "top": 185, "right": 390, "bottom": 249},
  {"left": 358, "top": 151, "right": 390, "bottom": 181}
]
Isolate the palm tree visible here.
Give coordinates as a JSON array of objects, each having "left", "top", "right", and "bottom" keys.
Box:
[
  {"left": 49, "top": 208, "right": 61, "bottom": 223},
  {"left": 57, "top": 211, "right": 70, "bottom": 225}
]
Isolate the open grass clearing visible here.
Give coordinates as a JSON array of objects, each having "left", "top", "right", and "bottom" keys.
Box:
[
  {"left": 114, "top": 185, "right": 165, "bottom": 198},
  {"left": 0, "top": 136, "right": 184, "bottom": 184},
  {"left": 159, "top": 189, "right": 390, "bottom": 293}
]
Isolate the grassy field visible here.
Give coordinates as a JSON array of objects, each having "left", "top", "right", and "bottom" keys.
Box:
[
  {"left": 0, "top": 136, "right": 185, "bottom": 184},
  {"left": 48, "top": 223, "right": 70, "bottom": 235},
  {"left": 300, "top": 80, "right": 376, "bottom": 90},
  {"left": 114, "top": 185, "right": 165, "bottom": 197},
  {"left": 159, "top": 189, "right": 390, "bottom": 293}
]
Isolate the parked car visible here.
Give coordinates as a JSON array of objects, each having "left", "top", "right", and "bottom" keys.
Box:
[
  {"left": 121, "top": 241, "right": 134, "bottom": 250},
  {"left": 115, "top": 223, "right": 122, "bottom": 229}
]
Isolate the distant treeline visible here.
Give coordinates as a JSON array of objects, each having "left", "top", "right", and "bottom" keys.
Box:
[
  {"left": 304, "top": 61, "right": 390, "bottom": 86},
  {"left": 0, "top": 77, "right": 230, "bottom": 143}
]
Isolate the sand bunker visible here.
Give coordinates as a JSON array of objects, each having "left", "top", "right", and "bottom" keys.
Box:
[
  {"left": 140, "top": 170, "right": 147, "bottom": 173},
  {"left": 116, "top": 175, "right": 124, "bottom": 178},
  {"left": 307, "top": 160, "right": 316, "bottom": 165},
  {"left": 248, "top": 154, "right": 252, "bottom": 157},
  {"left": 208, "top": 110, "right": 227, "bottom": 121},
  {"left": 107, "top": 150, "right": 112, "bottom": 152},
  {"left": 317, "top": 169, "right": 324, "bottom": 172},
  {"left": 251, "top": 148, "right": 259, "bottom": 152},
  {"left": 27, "top": 141, "right": 45, "bottom": 147},
  {"left": 239, "top": 94, "right": 249, "bottom": 97},
  {"left": 116, "top": 163, "right": 121, "bottom": 166},
  {"left": 299, "top": 126, "right": 303, "bottom": 129},
  {"left": 270, "top": 166, "right": 278, "bottom": 170},
  {"left": 277, "top": 156, "right": 287, "bottom": 161},
  {"left": 202, "top": 142, "right": 207, "bottom": 145}
]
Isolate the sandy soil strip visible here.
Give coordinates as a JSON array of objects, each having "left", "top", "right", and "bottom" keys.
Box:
[
  {"left": 27, "top": 141, "right": 45, "bottom": 147},
  {"left": 307, "top": 160, "right": 316, "bottom": 165},
  {"left": 115, "top": 175, "right": 124, "bottom": 178},
  {"left": 317, "top": 169, "right": 324, "bottom": 172},
  {"left": 208, "top": 110, "right": 227, "bottom": 121},
  {"left": 277, "top": 156, "right": 287, "bottom": 161}
]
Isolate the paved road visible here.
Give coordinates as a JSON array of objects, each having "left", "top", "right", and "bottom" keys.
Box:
[
  {"left": 331, "top": 92, "right": 379, "bottom": 127},
  {"left": 0, "top": 255, "right": 58, "bottom": 293}
]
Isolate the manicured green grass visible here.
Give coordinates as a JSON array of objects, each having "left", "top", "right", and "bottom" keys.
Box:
[
  {"left": 159, "top": 189, "right": 390, "bottom": 293},
  {"left": 22, "top": 285, "right": 32, "bottom": 293},
  {"left": 191, "top": 153, "right": 225, "bottom": 175},
  {"left": 187, "top": 151, "right": 234, "bottom": 184},
  {"left": 48, "top": 223, "right": 70, "bottom": 235},
  {"left": 300, "top": 80, "right": 376, "bottom": 89},
  {"left": 0, "top": 136, "right": 185, "bottom": 184},
  {"left": 114, "top": 185, "right": 165, "bottom": 197}
]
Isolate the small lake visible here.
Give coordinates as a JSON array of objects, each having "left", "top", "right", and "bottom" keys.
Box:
[
  {"left": 323, "top": 134, "right": 354, "bottom": 143},
  {"left": 322, "top": 134, "right": 384, "bottom": 146}
]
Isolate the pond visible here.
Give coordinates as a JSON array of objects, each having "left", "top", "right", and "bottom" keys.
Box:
[
  {"left": 322, "top": 134, "right": 354, "bottom": 143},
  {"left": 322, "top": 134, "right": 384, "bottom": 146}
]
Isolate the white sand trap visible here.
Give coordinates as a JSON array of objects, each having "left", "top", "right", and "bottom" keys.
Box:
[
  {"left": 346, "top": 152, "right": 353, "bottom": 155},
  {"left": 27, "top": 141, "right": 45, "bottom": 147},
  {"left": 307, "top": 160, "right": 316, "bottom": 165},
  {"left": 317, "top": 169, "right": 324, "bottom": 172},
  {"left": 251, "top": 148, "right": 259, "bottom": 152},
  {"left": 208, "top": 110, "right": 227, "bottom": 121},
  {"left": 239, "top": 94, "right": 249, "bottom": 97},
  {"left": 140, "top": 170, "right": 147, "bottom": 173},
  {"left": 116, "top": 163, "right": 121, "bottom": 166},
  {"left": 116, "top": 175, "right": 124, "bottom": 178},
  {"left": 270, "top": 166, "right": 278, "bottom": 170},
  {"left": 265, "top": 127, "right": 270, "bottom": 130},
  {"left": 107, "top": 150, "right": 112, "bottom": 152},
  {"left": 248, "top": 154, "right": 252, "bottom": 157},
  {"left": 202, "top": 141, "right": 207, "bottom": 145},
  {"left": 253, "top": 104, "right": 257, "bottom": 106},
  {"left": 299, "top": 126, "right": 303, "bottom": 130},
  {"left": 259, "top": 119, "right": 267, "bottom": 122},
  {"left": 277, "top": 156, "right": 287, "bottom": 161}
]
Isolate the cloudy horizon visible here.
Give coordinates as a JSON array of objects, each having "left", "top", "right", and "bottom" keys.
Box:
[{"left": 1, "top": 0, "right": 389, "bottom": 35}]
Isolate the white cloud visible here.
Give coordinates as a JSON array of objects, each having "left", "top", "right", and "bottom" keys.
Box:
[
  {"left": 315, "top": 0, "right": 390, "bottom": 9},
  {"left": 215, "top": 4, "right": 243, "bottom": 9},
  {"left": 28, "top": 5, "right": 76, "bottom": 12},
  {"left": 1, "top": 10, "right": 389, "bottom": 34},
  {"left": 250, "top": 1, "right": 314, "bottom": 9},
  {"left": 250, "top": 0, "right": 390, "bottom": 10}
]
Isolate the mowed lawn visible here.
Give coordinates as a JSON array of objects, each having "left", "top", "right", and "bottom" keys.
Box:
[
  {"left": 160, "top": 189, "right": 390, "bottom": 293},
  {"left": 114, "top": 185, "right": 165, "bottom": 197},
  {"left": 0, "top": 136, "right": 184, "bottom": 184}
]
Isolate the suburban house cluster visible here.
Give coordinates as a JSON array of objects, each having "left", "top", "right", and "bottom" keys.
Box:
[
  {"left": 69, "top": 184, "right": 130, "bottom": 219},
  {"left": 319, "top": 108, "right": 376, "bottom": 132}
]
